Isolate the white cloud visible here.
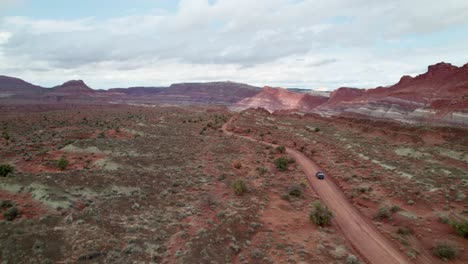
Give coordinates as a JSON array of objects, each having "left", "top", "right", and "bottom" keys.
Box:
[{"left": 0, "top": 0, "right": 468, "bottom": 89}]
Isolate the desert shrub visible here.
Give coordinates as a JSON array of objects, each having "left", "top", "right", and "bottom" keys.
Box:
[
  {"left": 356, "top": 186, "right": 372, "bottom": 194},
  {"left": 346, "top": 254, "right": 361, "bottom": 264},
  {"left": 57, "top": 156, "right": 69, "bottom": 170},
  {"left": 1, "top": 131, "right": 10, "bottom": 140},
  {"left": 374, "top": 206, "right": 390, "bottom": 220},
  {"left": 276, "top": 146, "right": 286, "bottom": 153},
  {"left": 438, "top": 214, "right": 449, "bottom": 224},
  {"left": 390, "top": 205, "right": 401, "bottom": 213},
  {"left": 0, "top": 164, "right": 14, "bottom": 177},
  {"left": 274, "top": 157, "right": 290, "bottom": 171},
  {"left": 310, "top": 201, "right": 333, "bottom": 226},
  {"left": 280, "top": 193, "right": 290, "bottom": 201},
  {"left": 288, "top": 184, "right": 303, "bottom": 197},
  {"left": 449, "top": 219, "right": 468, "bottom": 237},
  {"left": 1, "top": 200, "right": 14, "bottom": 209},
  {"left": 433, "top": 240, "right": 458, "bottom": 260},
  {"left": 233, "top": 161, "right": 242, "bottom": 169},
  {"left": 97, "top": 132, "right": 105, "bottom": 138},
  {"left": 232, "top": 179, "right": 247, "bottom": 196},
  {"left": 314, "top": 127, "right": 320, "bottom": 132},
  {"left": 397, "top": 227, "right": 411, "bottom": 235},
  {"left": 3, "top": 206, "right": 19, "bottom": 221},
  {"left": 256, "top": 167, "right": 268, "bottom": 175}
]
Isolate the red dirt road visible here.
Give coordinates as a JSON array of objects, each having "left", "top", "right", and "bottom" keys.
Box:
[{"left": 222, "top": 117, "right": 410, "bottom": 264}]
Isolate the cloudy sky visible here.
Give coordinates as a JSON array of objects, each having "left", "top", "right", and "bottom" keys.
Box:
[{"left": 1, "top": 0, "right": 468, "bottom": 90}]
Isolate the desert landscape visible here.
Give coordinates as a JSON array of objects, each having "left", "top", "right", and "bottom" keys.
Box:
[
  {"left": 1, "top": 1, "right": 467, "bottom": 263},
  {"left": 0, "top": 60, "right": 467, "bottom": 263}
]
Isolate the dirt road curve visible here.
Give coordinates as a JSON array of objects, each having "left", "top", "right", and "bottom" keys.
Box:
[{"left": 222, "top": 117, "right": 410, "bottom": 264}]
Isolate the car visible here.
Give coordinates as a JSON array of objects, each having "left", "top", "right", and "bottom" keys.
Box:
[{"left": 315, "top": 171, "right": 325, "bottom": 180}]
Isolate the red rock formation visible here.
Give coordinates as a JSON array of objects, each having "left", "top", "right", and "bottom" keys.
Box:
[
  {"left": 318, "top": 62, "right": 468, "bottom": 126},
  {"left": 234, "top": 86, "right": 328, "bottom": 112}
]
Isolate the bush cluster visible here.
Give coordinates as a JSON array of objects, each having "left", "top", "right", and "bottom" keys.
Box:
[
  {"left": 57, "top": 156, "right": 69, "bottom": 170},
  {"left": 449, "top": 219, "right": 468, "bottom": 238},
  {"left": 274, "top": 157, "right": 293, "bottom": 171},
  {"left": 0, "top": 164, "right": 14, "bottom": 177},
  {"left": 310, "top": 201, "right": 333, "bottom": 226},
  {"left": 232, "top": 179, "right": 247, "bottom": 196},
  {"left": 433, "top": 240, "right": 458, "bottom": 260}
]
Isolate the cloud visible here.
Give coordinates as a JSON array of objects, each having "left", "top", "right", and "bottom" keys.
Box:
[{"left": 0, "top": 0, "right": 468, "bottom": 89}]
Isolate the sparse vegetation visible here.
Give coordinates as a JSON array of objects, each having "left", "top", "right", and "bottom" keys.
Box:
[
  {"left": 256, "top": 166, "right": 268, "bottom": 175},
  {"left": 287, "top": 184, "right": 303, "bottom": 197},
  {"left": 390, "top": 205, "right": 401, "bottom": 213},
  {"left": 346, "top": 254, "right": 361, "bottom": 264},
  {"left": 232, "top": 179, "right": 247, "bottom": 196},
  {"left": 374, "top": 206, "right": 390, "bottom": 220},
  {"left": 449, "top": 219, "right": 468, "bottom": 238},
  {"left": 274, "top": 157, "right": 291, "bottom": 171},
  {"left": 433, "top": 240, "right": 458, "bottom": 260},
  {"left": 0, "top": 164, "right": 14, "bottom": 177},
  {"left": 396, "top": 227, "right": 411, "bottom": 235},
  {"left": 1, "top": 200, "right": 14, "bottom": 209},
  {"left": 310, "top": 201, "right": 333, "bottom": 226},
  {"left": 1, "top": 131, "right": 10, "bottom": 140},
  {"left": 57, "top": 156, "right": 69, "bottom": 170},
  {"left": 276, "top": 145, "right": 286, "bottom": 153},
  {"left": 3, "top": 206, "right": 19, "bottom": 221}
]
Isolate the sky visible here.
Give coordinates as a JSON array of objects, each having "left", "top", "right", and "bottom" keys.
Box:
[{"left": 0, "top": 0, "right": 468, "bottom": 90}]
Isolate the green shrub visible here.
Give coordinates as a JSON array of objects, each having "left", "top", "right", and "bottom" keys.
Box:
[
  {"left": 274, "top": 157, "right": 290, "bottom": 171},
  {"left": 3, "top": 206, "right": 19, "bottom": 221},
  {"left": 397, "top": 227, "right": 411, "bottom": 235},
  {"left": 390, "top": 205, "right": 401, "bottom": 213},
  {"left": 374, "top": 206, "right": 390, "bottom": 220},
  {"left": 0, "top": 200, "right": 14, "bottom": 209},
  {"left": 276, "top": 146, "right": 286, "bottom": 153},
  {"left": 57, "top": 156, "right": 69, "bottom": 170},
  {"left": 256, "top": 167, "right": 268, "bottom": 175},
  {"left": 1, "top": 131, "right": 10, "bottom": 140},
  {"left": 310, "top": 201, "right": 333, "bottom": 226},
  {"left": 288, "top": 184, "right": 303, "bottom": 197},
  {"left": 232, "top": 179, "right": 247, "bottom": 196},
  {"left": 433, "top": 240, "right": 458, "bottom": 260},
  {"left": 0, "top": 164, "right": 14, "bottom": 177},
  {"left": 449, "top": 219, "right": 468, "bottom": 237}
]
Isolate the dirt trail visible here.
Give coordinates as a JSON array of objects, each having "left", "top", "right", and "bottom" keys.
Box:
[{"left": 222, "top": 117, "right": 410, "bottom": 264}]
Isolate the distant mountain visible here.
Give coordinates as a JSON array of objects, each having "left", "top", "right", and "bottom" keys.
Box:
[
  {"left": 155, "top": 82, "right": 261, "bottom": 105},
  {"left": 233, "top": 86, "right": 328, "bottom": 112},
  {"left": 0, "top": 75, "right": 44, "bottom": 97},
  {"left": 107, "top": 87, "right": 165, "bottom": 96},
  {"left": 48, "top": 80, "right": 95, "bottom": 95},
  {"left": 1, "top": 62, "right": 466, "bottom": 126}
]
